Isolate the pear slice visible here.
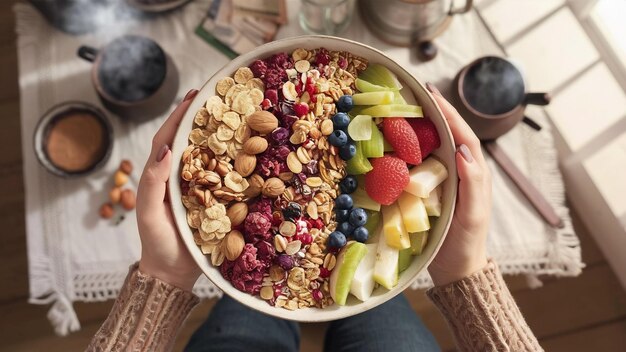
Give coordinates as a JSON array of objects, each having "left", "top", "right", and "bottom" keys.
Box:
[
  {"left": 424, "top": 186, "right": 442, "bottom": 217},
  {"left": 405, "top": 157, "right": 448, "bottom": 198},
  {"left": 381, "top": 203, "right": 411, "bottom": 249},
  {"left": 398, "top": 248, "right": 412, "bottom": 273},
  {"left": 329, "top": 242, "right": 368, "bottom": 306},
  {"left": 350, "top": 243, "right": 378, "bottom": 301},
  {"left": 397, "top": 192, "right": 430, "bottom": 233},
  {"left": 373, "top": 225, "right": 400, "bottom": 290}
]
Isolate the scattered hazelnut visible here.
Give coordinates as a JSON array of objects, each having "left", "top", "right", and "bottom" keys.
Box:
[
  {"left": 114, "top": 170, "right": 129, "bottom": 187},
  {"left": 109, "top": 187, "right": 122, "bottom": 204},
  {"left": 99, "top": 203, "right": 114, "bottom": 219},
  {"left": 120, "top": 189, "right": 136, "bottom": 210},
  {"left": 119, "top": 159, "right": 133, "bottom": 174}
]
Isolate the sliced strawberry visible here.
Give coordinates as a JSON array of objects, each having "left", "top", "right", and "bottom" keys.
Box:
[
  {"left": 408, "top": 118, "right": 441, "bottom": 158},
  {"left": 382, "top": 118, "right": 422, "bottom": 165},
  {"left": 364, "top": 155, "right": 410, "bottom": 205}
]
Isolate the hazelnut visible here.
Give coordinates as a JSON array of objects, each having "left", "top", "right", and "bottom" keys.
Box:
[
  {"left": 114, "top": 170, "right": 128, "bottom": 187},
  {"left": 226, "top": 202, "right": 248, "bottom": 226},
  {"left": 262, "top": 177, "right": 285, "bottom": 198},
  {"left": 244, "top": 174, "right": 264, "bottom": 197},
  {"left": 234, "top": 153, "right": 257, "bottom": 177},
  {"left": 119, "top": 159, "right": 133, "bottom": 174},
  {"left": 109, "top": 187, "right": 122, "bottom": 204},
  {"left": 222, "top": 230, "right": 245, "bottom": 261},
  {"left": 120, "top": 189, "right": 136, "bottom": 210},
  {"left": 99, "top": 203, "right": 114, "bottom": 219}
]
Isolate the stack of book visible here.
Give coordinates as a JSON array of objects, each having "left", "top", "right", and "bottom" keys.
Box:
[{"left": 197, "top": 0, "right": 287, "bottom": 58}]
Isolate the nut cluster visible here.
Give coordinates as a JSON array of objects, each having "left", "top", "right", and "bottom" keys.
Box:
[{"left": 100, "top": 159, "right": 136, "bottom": 220}]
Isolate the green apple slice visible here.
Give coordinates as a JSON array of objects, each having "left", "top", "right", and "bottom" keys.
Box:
[
  {"left": 398, "top": 248, "right": 412, "bottom": 273},
  {"left": 347, "top": 115, "right": 373, "bottom": 141},
  {"left": 360, "top": 104, "right": 423, "bottom": 118},
  {"left": 352, "top": 92, "right": 395, "bottom": 105},
  {"left": 397, "top": 192, "right": 430, "bottom": 233},
  {"left": 356, "top": 78, "right": 398, "bottom": 93},
  {"left": 405, "top": 157, "right": 448, "bottom": 198},
  {"left": 410, "top": 231, "right": 428, "bottom": 255},
  {"left": 393, "top": 91, "right": 407, "bottom": 104},
  {"left": 346, "top": 141, "right": 373, "bottom": 175},
  {"left": 350, "top": 243, "right": 378, "bottom": 301},
  {"left": 363, "top": 210, "right": 381, "bottom": 243},
  {"left": 424, "top": 186, "right": 442, "bottom": 217},
  {"left": 373, "top": 225, "right": 400, "bottom": 290},
  {"left": 361, "top": 121, "right": 384, "bottom": 158},
  {"left": 358, "top": 63, "right": 403, "bottom": 90},
  {"left": 329, "top": 242, "right": 369, "bottom": 306}
]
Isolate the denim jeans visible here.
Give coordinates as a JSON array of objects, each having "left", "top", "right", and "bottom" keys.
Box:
[{"left": 185, "top": 294, "right": 440, "bottom": 352}]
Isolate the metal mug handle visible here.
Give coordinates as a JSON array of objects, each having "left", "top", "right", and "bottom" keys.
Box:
[
  {"left": 449, "top": 0, "right": 473, "bottom": 15},
  {"left": 77, "top": 45, "right": 98, "bottom": 62}
]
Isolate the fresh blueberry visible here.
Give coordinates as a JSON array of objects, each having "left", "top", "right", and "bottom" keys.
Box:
[
  {"left": 336, "top": 95, "right": 354, "bottom": 113},
  {"left": 337, "top": 222, "right": 354, "bottom": 236},
  {"left": 336, "top": 209, "right": 350, "bottom": 223},
  {"left": 335, "top": 194, "right": 353, "bottom": 210},
  {"left": 328, "top": 130, "right": 348, "bottom": 147},
  {"left": 339, "top": 175, "right": 358, "bottom": 194},
  {"left": 328, "top": 231, "right": 347, "bottom": 248},
  {"left": 352, "top": 226, "right": 369, "bottom": 243},
  {"left": 339, "top": 143, "right": 357, "bottom": 160},
  {"left": 349, "top": 208, "right": 368, "bottom": 227},
  {"left": 332, "top": 112, "right": 350, "bottom": 130},
  {"left": 282, "top": 202, "right": 302, "bottom": 221}
]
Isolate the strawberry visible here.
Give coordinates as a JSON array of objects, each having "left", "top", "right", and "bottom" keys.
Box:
[
  {"left": 408, "top": 118, "right": 441, "bottom": 158},
  {"left": 382, "top": 118, "right": 422, "bottom": 165},
  {"left": 364, "top": 155, "right": 410, "bottom": 205}
]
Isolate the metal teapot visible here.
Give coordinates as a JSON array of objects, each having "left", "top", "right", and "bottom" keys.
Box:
[{"left": 360, "top": 0, "right": 473, "bottom": 60}]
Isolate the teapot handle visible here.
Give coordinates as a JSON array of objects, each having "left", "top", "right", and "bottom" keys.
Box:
[{"left": 449, "top": 0, "right": 473, "bottom": 15}]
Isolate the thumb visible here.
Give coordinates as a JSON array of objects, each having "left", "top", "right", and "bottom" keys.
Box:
[{"left": 138, "top": 145, "right": 172, "bottom": 216}]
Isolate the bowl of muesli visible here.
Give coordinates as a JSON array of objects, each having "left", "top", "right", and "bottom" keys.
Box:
[{"left": 169, "top": 36, "right": 458, "bottom": 321}]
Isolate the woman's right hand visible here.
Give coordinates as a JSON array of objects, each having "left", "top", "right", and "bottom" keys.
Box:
[{"left": 426, "top": 83, "right": 492, "bottom": 287}]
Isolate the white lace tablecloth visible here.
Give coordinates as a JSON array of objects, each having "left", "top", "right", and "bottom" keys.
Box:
[{"left": 15, "top": 0, "right": 582, "bottom": 336}]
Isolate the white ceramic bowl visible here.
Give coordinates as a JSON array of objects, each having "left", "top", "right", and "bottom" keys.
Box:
[{"left": 169, "top": 36, "right": 458, "bottom": 322}]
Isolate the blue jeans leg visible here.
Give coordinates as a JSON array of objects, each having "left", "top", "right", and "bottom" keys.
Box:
[
  {"left": 324, "top": 294, "right": 440, "bottom": 352},
  {"left": 185, "top": 295, "right": 300, "bottom": 352}
]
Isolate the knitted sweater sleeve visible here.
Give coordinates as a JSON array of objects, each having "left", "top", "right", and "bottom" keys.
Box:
[
  {"left": 87, "top": 263, "right": 199, "bottom": 352},
  {"left": 427, "top": 260, "right": 543, "bottom": 352}
]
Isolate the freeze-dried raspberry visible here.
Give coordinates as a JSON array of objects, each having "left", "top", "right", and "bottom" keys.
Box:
[
  {"left": 264, "top": 68, "right": 286, "bottom": 89},
  {"left": 244, "top": 212, "right": 272, "bottom": 236},
  {"left": 256, "top": 240, "right": 276, "bottom": 266},
  {"left": 220, "top": 244, "right": 265, "bottom": 294},
  {"left": 250, "top": 198, "right": 272, "bottom": 215},
  {"left": 315, "top": 49, "right": 331, "bottom": 66},
  {"left": 250, "top": 60, "right": 267, "bottom": 77},
  {"left": 268, "top": 52, "right": 293, "bottom": 70}
]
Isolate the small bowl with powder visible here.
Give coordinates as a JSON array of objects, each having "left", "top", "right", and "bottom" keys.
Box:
[{"left": 34, "top": 101, "right": 113, "bottom": 177}]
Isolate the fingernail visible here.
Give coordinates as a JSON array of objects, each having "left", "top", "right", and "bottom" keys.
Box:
[
  {"left": 183, "top": 89, "right": 199, "bottom": 102},
  {"left": 426, "top": 82, "right": 441, "bottom": 96},
  {"left": 156, "top": 144, "right": 169, "bottom": 162},
  {"left": 458, "top": 144, "right": 473, "bottom": 163}
]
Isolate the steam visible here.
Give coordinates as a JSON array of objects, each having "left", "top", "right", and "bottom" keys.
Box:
[
  {"left": 31, "top": 0, "right": 144, "bottom": 36},
  {"left": 462, "top": 57, "right": 525, "bottom": 115}
]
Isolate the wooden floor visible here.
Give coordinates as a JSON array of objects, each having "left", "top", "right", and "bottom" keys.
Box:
[{"left": 1, "top": 2, "right": 626, "bottom": 351}]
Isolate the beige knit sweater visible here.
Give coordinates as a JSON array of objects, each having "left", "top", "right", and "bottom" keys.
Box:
[{"left": 87, "top": 260, "right": 542, "bottom": 352}]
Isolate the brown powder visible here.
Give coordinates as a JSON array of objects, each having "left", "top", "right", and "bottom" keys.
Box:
[{"left": 46, "top": 112, "right": 105, "bottom": 172}]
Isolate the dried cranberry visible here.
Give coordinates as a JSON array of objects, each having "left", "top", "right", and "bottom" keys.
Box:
[
  {"left": 250, "top": 60, "right": 268, "bottom": 77},
  {"left": 295, "top": 81, "right": 303, "bottom": 95},
  {"left": 309, "top": 218, "right": 324, "bottom": 229},
  {"left": 305, "top": 83, "right": 316, "bottom": 97},
  {"left": 338, "top": 57, "right": 348, "bottom": 69},
  {"left": 281, "top": 114, "right": 298, "bottom": 130},
  {"left": 293, "top": 102, "right": 309, "bottom": 117},
  {"left": 261, "top": 98, "right": 272, "bottom": 110},
  {"left": 274, "top": 284, "right": 283, "bottom": 298},
  {"left": 299, "top": 233, "right": 313, "bottom": 245},
  {"left": 265, "top": 89, "right": 279, "bottom": 106},
  {"left": 276, "top": 254, "right": 295, "bottom": 270},
  {"left": 319, "top": 267, "right": 331, "bottom": 278},
  {"left": 275, "top": 145, "right": 292, "bottom": 159},
  {"left": 312, "top": 289, "right": 323, "bottom": 302},
  {"left": 270, "top": 127, "right": 289, "bottom": 145},
  {"left": 303, "top": 160, "right": 318, "bottom": 175},
  {"left": 271, "top": 211, "right": 283, "bottom": 226},
  {"left": 256, "top": 240, "right": 276, "bottom": 266}
]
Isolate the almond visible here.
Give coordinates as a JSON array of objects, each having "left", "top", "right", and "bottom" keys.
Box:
[
  {"left": 262, "top": 177, "right": 285, "bottom": 198},
  {"left": 243, "top": 136, "right": 268, "bottom": 155},
  {"left": 222, "top": 230, "right": 245, "bottom": 261},
  {"left": 246, "top": 111, "right": 279, "bottom": 134},
  {"left": 234, "top": 153, "right": 256, "bottom": 177},
  {"left": 244, "top": 174, "right": 264, "bottom": 197},
  {"left": 226, "top": 202, "right": 248, "bottom": 226}
]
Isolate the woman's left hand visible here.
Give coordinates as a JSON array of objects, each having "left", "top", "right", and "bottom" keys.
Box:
[{"left": 136, "top": 89, "right": 201, "bottom": 291}]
